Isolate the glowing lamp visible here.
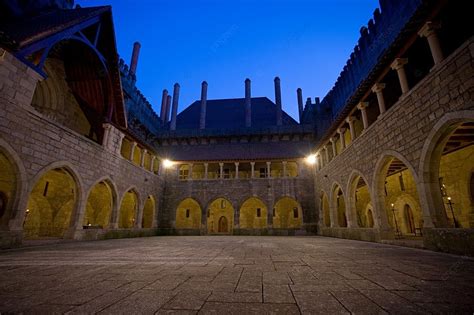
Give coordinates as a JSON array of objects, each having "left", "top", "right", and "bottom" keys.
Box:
[
  {"left": 162, "top": 159, "right": 174, "bottom": 168},
  {"left": 305, "top": 154, "right": 317, "bottom": 165}
]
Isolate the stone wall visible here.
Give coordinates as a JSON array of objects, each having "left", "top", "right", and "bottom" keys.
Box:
[{"left": 0, "top": 49, "right": 164, "bottom": 247}]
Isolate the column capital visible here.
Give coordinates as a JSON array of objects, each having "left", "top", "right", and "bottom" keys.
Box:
[
  {"left": 219, "top": 162, "right": 224, "bottom": 167},
  {"left": 131, "top": 141, "right": 137, "bottom": 147},
  {"left": 250, "top": 161, "right": 255, "bottom": 166},
  {"left": 390, "top": 58, "right": 408, "bottom": 70},
  {"left": 234, "top": 162, "right": 239, "bottom": 166},
  {"left": 371, "top": 83, "right": 386, "bottom": 93},
  {"left": 329, "top": 137, "right": 336, "bottom": 144},
  {"left": 418, "top": 21, "right": 440, "bottom": 38},
  {"left": 337, "top": 127, "right": 346, "bottom": 135},
  {"left": 357, "top": 102, "right": 369, "bottom": 110},
  {"left": 204, "top": 162, "right": 209, "bottom": 166},
  {"left": 266, "top": 161, "right": 271, "bottom": 165},
  {"left": 345, "top": 116, "right": 356, "bottom": 124},
  {"left": 282, "top": 161, "right": 287, "bottom": 165},
  {"left": 142, "top": 149, "right": 147, "bottom": 154},
  {"left": 323, "top": 145, "right": 328, "bottom": 151}
]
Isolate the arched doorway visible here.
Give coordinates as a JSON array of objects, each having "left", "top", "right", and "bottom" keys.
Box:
[
  {"left": 119, "top": 190, "right": 138, "bottom": 229},
  {"left": 332, "top": 185, "right": 347, "bottom": 227},
  {"left": 348, "top": 174, "right": 372, "bottom": 228},
  {"left": 0, "top": 151, "right": 17, "bottom": 227},
  {"left": 24, "top": 168, "right": 77, "bottom": 239},
  {"left": 321, "top": 192, "right": 330, "bottom": 227},
  {"left": 207, "top": 198, "right": 234, "bottom": 234},
  {"left": 377, "top": 155, "right": 423, "bottom": 235},
  {"left": 142, "top": 196, "right": 155, "bottom": 228},
  {"left": 239, "top": 197, "right": 267, "bottom": 229},
  {"left": 83, "top": 180, "right": 114, "bottom": 228},
  {"left": 273, "top": 197, "right": 302, "bottom": 229},
  {"left": 175, "top": 198, "right": 201, "bottom": 229},
  {"left": 404, "top": 204, "right": 415, "bottom": 234}
]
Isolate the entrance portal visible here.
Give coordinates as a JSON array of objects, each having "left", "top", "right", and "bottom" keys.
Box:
[{"left": 218, "top": 216, "right": 228, "bottom": 233}]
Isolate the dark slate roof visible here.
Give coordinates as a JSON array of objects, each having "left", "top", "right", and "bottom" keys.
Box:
[
  {"left": 0, "top": 6, "right": 110, "bottom": 49},
  {"left": 175, "top": 97, "right": 298, "bottom": 130},
  {"left": 157, "top": 141, "right": 313, "bottom": 161}
]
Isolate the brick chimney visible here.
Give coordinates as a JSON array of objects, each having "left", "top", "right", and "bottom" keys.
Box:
[
  {"left": 245, "top": 78, "right": 251, "bottom": 127},
  {"left": 170, "top": 83, "right": 180, "bottom": 130},
  {"left": 274, "top": 77, "right": 282, "bottom": 126},
  {"left": 199, "top": 81, "right": 208, "bottom": 129},
  {"left": 129, "top": 42, "right": 141, "bottom": 76}
]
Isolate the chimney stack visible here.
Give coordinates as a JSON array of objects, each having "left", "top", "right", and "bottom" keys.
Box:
[
  {"left": 199, "top": 81, "right": 208, "bottom": 129},
  {"left": 170, "top": 83, "right": 180, "bottom": 130},
  {"left": 297, "top": 88, "right": 304, "bottom": 123},
  {"left": 165, "top": 95, "right": 172, "bottom": 123},
  {"left": 129, "top": 42, "right": 141, "bottom": 76},
  {"left": 160, "top": 89, "right": 168, "bottom": 124},
  {"left": 274, "top": 77, "right": 282, "bottom": 126},
  {"left": 245, "top": 78, "right": 251, "bottom": 127}
]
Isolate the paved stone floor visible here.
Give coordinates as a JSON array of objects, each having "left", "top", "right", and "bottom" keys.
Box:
[{"left": 1, "top": 236, "right": 474, "bottom": 314}]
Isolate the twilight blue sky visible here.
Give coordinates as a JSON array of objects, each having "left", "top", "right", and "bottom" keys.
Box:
[{"left": 76, "top": 0, "right": 379, "bottom": 120}]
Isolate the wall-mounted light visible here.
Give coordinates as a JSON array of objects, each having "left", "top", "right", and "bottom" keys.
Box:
[
  {"left": 162, "top": 159, "right": 174, "bottom": 168},
  {"left": 305, "top": 154, "right": 317, "bottom": 165}
]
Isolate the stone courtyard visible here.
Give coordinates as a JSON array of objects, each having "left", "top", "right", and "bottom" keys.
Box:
[{"left": 0, "top": 237, "right": 473, "bottom": 314}]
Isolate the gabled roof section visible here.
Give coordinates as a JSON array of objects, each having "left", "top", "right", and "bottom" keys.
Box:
[{"left": 176, "top": 97, "right": 298, "bottom": 131}]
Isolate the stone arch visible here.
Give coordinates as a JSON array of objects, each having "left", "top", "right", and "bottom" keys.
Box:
[
  {"left": 346, "top": 170, "right": 373, "bottom": 228},
  {"left": 320, "top": 190, "right": 330, "bottom": 227},
  {"left": 175, "top": 197, "right": 202, "bottom": 229},
  {"left": 331, "top": 183, "right": 347, "bottom": 228},
  {"left": 142, "top": 195, "right": 156, "bottom": 228},
  {"left": 83, "top": 177, "right": 118, "bottom": 229},
  {"left": 118, "top": 187, "right": 140, "bottom": 229},
  {"left": 372, "top": 151, "right": 427, "bottom": 233},
  {"left": 23, "top": 162, "right": 84, "bottom": 239},
  {"left": 206, "top": 197, "right": 234, "bottom": 234},
  {"left": 419, "top": 110, "right": 474, "bottom": 228},
  {"left": 365, "top": 204, "right": 375, "bottom": 228},
  {"left": 0, "top": 138, "right": 28, "bottom": 229},
  {"left": 239, "top": 197, "right": 268, "bottom": 229},
  {"left": 273, "top": 196, "right": 303, "bottom": 229}
]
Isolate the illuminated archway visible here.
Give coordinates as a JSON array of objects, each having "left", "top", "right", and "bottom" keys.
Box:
[
  {"left": 207, "top": 198, "right": 234, "bottom": 234},
  {"left": 142, "top": 196, "right": 155, "bottom": 228},
  {"left": 175, "top": 198, "right": 201, "bottom": 229},
  {"left": 83, "top": 180, "right": 115, "bottom": 228},
  {"left": 321, "top": 191, "right": 330, "bottom": 227},
  {"left": 332, "top": 185, "right": 347, "bottom": 227},
  {"left": 119, "top": 189, "right": 138, "bottom": 229},
  {"left": 239, "top": 197, "right": 267, "bottom": 229},
  {"left": 347, "top": 173, "right": 372, "bottom": 228},
  {"left": 273, "top": 197, "right": 302, "bottom": 229},
  {"left": 24, "top": 168, "right": 77, "bottom": 239}
]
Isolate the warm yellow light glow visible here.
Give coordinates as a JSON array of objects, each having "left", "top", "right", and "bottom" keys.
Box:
[
  {"left": 447, "top": 196, "right": 451, "bottom": 201},
  {"left": 162, "top": 159, "right": 174, "bottom": 168},
  {"left": 391, "top": 203, "right": 394, "bottom": 207},
  {"left": 305, "top": 154, "right": 317, "bottom": 165}
]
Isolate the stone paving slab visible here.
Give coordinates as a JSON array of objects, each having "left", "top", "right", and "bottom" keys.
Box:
[{"left": 0, "top": 236, "right": 473, "bottom": 314}]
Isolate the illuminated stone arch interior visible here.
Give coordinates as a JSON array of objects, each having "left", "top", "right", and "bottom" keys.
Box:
[
  {"left": 207, "top": 198, "right": 234, "bottom": 234},
  {"left": 273, "top": 197, "right": 302, "bottom": 229},
  {"left": 351, "top": 176, "right": 372, "bottom": 228},
  {"left": 23, "top": 168, "right": 77, "bottom": 239},
  {"left": 365, "top": 204, "right": 375, "bottom": 228},
  {"left": 239, "top": 197, "right": 267, "bottom": 229},
  {"left": 333, "top": 185, "right": 347, "bottom": 227},
  {"left": 83, "top": 180, "right": 114, "bottom": 228},
  {"left": 0, "top": 151, "right": 17, "bottom": 227},
  {"left": 120, "top": 138, "right": 132, "bottom": 160},
  {"left": 321, "top": 191, "right": 330, "bottom": 227},
  {"left": 437, "top": 122, "right": 474, "bottom": 228},
  {"left": 142, "top": 195, "right": 155, "bottom": 228},
  {"left": 176, "top": 198, "right": 201, "bottom": 229},
  {"left": 383, "top": 157, "right": 423, "bottom": 235},
  {"left": 119, "top": 189, "right": 138, "bottom": 228}
]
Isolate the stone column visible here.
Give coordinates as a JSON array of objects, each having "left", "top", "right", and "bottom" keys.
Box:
[
  {"left": 250, "top": 162, "right": 255, "bottom": 178},
  {"left": 235, "top": 162, "right": 239, "bottom": 179},
  {"left": 266, "top": 161, "right": 271, "bottom": 178},
  {"left": 188, "top": 163, "right": 193, "bottom": 180},
  {"left": 219, "top": 162, "right": 224, "bottom": 179},
  {"left": 140, "top": 149, "right": 147, "bottom": 167},
  {"left": 372, "top": 83, "right": 386, "bottom": 115},
  {"left": 274, "top": 77, "right": 282, "bottom": 126},
  {"left": 204, "top": 163, "right": 208, "bottom": 179},
  {"left": 170, "top": 83, "right": 180, "bottom": 130},
  {"left": 391, "top": 58, "right": 410, "bottom": 94},
  {"left": 199, "top": 81, "right": 208, "bottom": 129},
  {"left": 323, "top": 145, "right": 329, "bottom": 164},
  {"left": 160, "top": 89, "right": 168, "bottom": 124},
  {"left": 357, "top": 102, "right": 369, "bottom": 130},
  {"left": 282, "top": 161, "right": 287, "bottom": 177},
  {"left": 150, "top": 156, "right": 156, "bottom": 172},
  {"left": 337, "top": 128, "right": 346, "bottom": 150},
  {"left": 245, "top": 79, "right": 251, "bottom": 127},
  {"left": 346, "top": 116, "right": 356, "bottom": 141},
  {"left": 418, "top": 21, "right": 444, "bottom": 65},
  {"left": 129, "top": 142, "right": 137, "bottom": 161},
  {"left": 297, "top": 88, "right": 304, "bottom": 123},
  {"left": 330, "top": 137, "right": 337, "bottom": 157}
]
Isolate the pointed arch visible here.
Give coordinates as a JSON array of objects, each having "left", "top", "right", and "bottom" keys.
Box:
[
  {"left": 346, "top": 170, "right": 373, "bottom": 228},
  {"left": 239, "top": 197, "right": 268, "bottom": 229},
  {"left": 273, "top": 196, "right": 302, "bottom": 229},
  {"left": 206, "top": 197, "right": 234, "bottom": 234},
  {"left": 118, "top": 187, "right": 140, "bottom": 229},
  {"left": 331, "top": 183, "right": 347, "bottom": 228}
]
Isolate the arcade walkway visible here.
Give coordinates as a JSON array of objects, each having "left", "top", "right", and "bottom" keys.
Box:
[{"left": 0, "top": 236, "right": 473, "bottom": 314}]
